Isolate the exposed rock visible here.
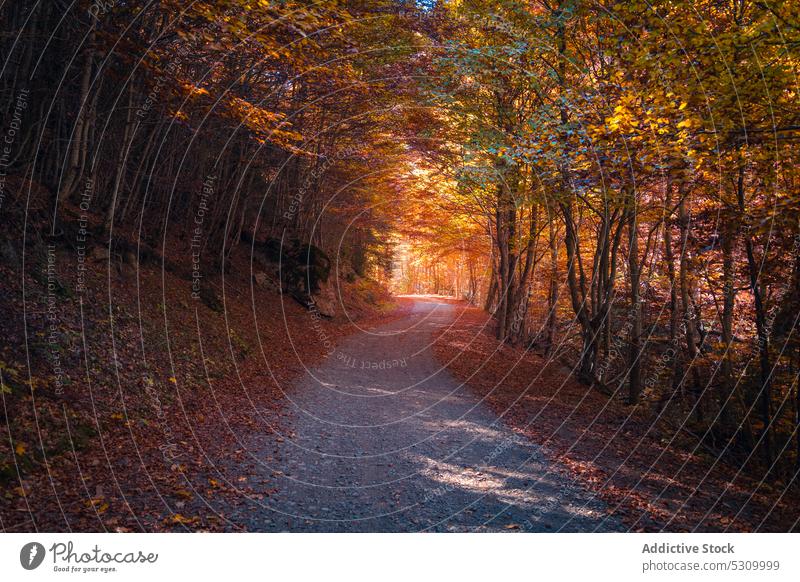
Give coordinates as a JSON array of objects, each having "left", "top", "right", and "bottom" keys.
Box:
[
  {"left": 116, "top": 250, "right": 138, "bottom": 278},
  {"left": 253, "top": 271, "right": 280, "bottom": 293},
  {"left": 90, "top": 246, "right": 110, "bottom": 261},
  {"left": 253, "top": 271, "right": 269, "bottom": 286},
  {"left": 249, "top": 237, "right": 334, "bottom": 314},
  {"left": 251, "top": 237, "right": 288, "bottom": 269},
  {"left": 311, "top": 279, "right": 337, "bottom": 318},
  {"left": 295, "top": 243, "right": 331, "bottom": 293}
]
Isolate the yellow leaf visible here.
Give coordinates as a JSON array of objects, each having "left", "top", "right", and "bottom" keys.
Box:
[
  {"left": 15, "top": 442, "right": 26, "bottom": 456},
  {"left": 169, "top": 513, "right": 198, "bottom": 525},
  {"left": 176, "top": 489, "right": 193, "bottom": 499}
]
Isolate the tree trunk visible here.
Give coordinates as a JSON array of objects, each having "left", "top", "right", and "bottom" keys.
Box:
[
  {"left": 678, "top": 192, "right": 701, "bottom": 410},
  {"left": 562, "top": 200, "right": 596, "bottom": 382},
  {"left": 545, "top": 209, "right": 559, "bottom": 356},
  {"left": 105, "top": 82, "right": 135, "bottom": 236},
  {"left": 663, "top": 181, "right": 681, "bottom": 393},
  {"left": 627, "top": 194, "right": 643, "bottom": 404},
  {"left": 58, "top": 26, "right": 95, "bottom": 211},
  {"left": 719, "top": 216, "right": 736, "bottom": 429},
  {"left": 735, "top": 162, "right": 773, "bottom": 467}
]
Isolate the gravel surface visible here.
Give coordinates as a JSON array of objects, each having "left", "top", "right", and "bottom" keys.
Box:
[{"left": 226, "top": 298, "right": 624, "bottom": 532}]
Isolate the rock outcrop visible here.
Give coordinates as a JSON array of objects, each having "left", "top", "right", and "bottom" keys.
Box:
[{"left": 249, "top": 237, "right": 337, "bottom": 317}]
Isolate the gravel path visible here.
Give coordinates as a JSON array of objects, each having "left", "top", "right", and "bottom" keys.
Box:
[{"left": 227, "top": 298, "right": 623, "bottom": 532}]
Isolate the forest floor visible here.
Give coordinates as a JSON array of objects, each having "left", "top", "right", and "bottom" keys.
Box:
[
  {"left": 0, "top": 226, "right": 399, "bottom": 532},
  {"left": 216, "top": 297, "right": 621, "bottom": 532},
  {"left": 3, "top": 237, "right": 798, "bottom": 532},
  {"left": 432, "top": 304, "right": 800, "bottom": 532}
]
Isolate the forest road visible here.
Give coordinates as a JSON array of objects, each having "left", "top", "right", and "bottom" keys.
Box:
[{"left": 225, "top": 297, "right": 624, "bottom": 532}]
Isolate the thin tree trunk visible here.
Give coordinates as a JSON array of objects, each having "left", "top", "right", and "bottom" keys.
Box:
[
  {"left": 735, "top": 162, "right": 774, "bottom": 467},
  {"left": 678, "top": 192, "right": 701, "bottom": 410},
  {"left": 663, "top": 181, "right": 681, "bottom": 393},
  {"left": 545, "top": 207, "right": 559, "bottom": 356},
  {"left": 628, "top": 193, "right": 642, "bottom": 404},
  {"left": 58, "top": 26, "right": 95, "bottom": 211},
  {"left": 719, "top": 215, "right": 736, "bottom": 429},
  {"left": 105, "top": 83, "right": 135, "bottom": 236}
]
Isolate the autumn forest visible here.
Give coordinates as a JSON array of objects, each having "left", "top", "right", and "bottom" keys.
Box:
[{"left": 1, "top": 0, "right": 799, "bottom": 533}]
